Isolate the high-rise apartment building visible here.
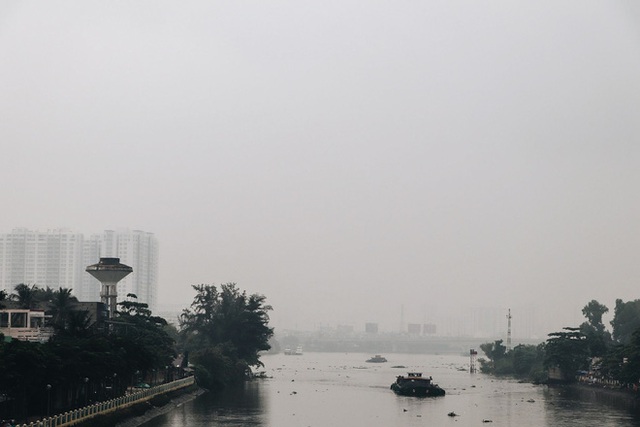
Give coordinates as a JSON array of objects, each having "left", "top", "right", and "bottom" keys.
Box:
[
  {"left": 0, "top": 228, "right": 85, "bottom": 292},
  {"left": 0, "top": 228, "right": 159, "bottom": 313}
]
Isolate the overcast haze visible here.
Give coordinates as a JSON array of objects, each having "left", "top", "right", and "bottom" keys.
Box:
[{"left": 1, "top": 1, "right": 639, "bottom": 337}]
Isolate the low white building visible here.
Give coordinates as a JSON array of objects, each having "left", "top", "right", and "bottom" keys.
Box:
[{"left": 0, "top": 308, "right": 53, "bottom": 343}]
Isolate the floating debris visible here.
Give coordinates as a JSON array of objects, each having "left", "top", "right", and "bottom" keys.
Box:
[{"left": 448, "top": 412, "right": 458, "bottom": 417}]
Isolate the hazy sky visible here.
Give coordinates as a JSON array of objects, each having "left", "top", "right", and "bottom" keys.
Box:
[{"left": 1, "top": 1, "right": 639, "bottom": 336}]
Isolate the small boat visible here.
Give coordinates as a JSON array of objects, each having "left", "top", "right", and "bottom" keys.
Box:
[
  {"left": 366, "top": 355, "right": 388, "bottom": 363},
  {"left": 390, "top": 372, "right": 445, "bottom": 397},
  {"left": 284, "top": 345, "right": 303, "bottom": 355}
]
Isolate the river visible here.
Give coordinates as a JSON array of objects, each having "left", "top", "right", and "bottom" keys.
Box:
[{"left": 140, "top": 352, "right": 640, "bottom": 427}]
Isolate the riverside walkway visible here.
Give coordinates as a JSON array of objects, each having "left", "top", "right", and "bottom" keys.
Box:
[{"left": 15, "top": 376, "right": 196, "bottom": 427}]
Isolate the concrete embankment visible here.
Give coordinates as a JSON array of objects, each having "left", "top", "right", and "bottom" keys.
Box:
[
  {"left": 113, "top": 386, "right": 206, "bottom": 427},
  {"left": 546, "top": 382, "right": 640, "bottom": 413},
  {"left": 569, "top": 383, "right": 639, "bottom": 403},
  {"left": 15, "top": 378, "right": 199, "bottom": 427}
]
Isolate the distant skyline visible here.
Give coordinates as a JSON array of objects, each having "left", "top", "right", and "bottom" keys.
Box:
[
  {"left": 0, "top": 225, "right": 616, "bottom": 339},
  {"left": 1, "top": 2, "right": 638, "bottom": 339},
  {"left": 0, "top": 228, "right": 159, "bottom": 312}
]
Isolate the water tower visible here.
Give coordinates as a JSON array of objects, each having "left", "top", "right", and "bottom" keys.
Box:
[{"left": 86, "top": 257, "right": 133, "bottom": 318}]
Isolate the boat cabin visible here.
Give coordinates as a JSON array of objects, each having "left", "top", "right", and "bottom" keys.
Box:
[{"left": 396, "top": 372, "right": 433, "bottom": 384}]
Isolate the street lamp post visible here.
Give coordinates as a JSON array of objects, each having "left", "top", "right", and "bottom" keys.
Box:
[
  {"left": 113, "top": 373, "right": 118, "bottom": 398},
  {"left": 46, "top": 384, "right": 52, "bottom": 418},
  {"left": 84, "top": 377, "right": 89, "bottom": 407}
]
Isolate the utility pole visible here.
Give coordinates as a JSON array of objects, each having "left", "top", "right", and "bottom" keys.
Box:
[{"left": 506, "top": 308, "right": 512, "bottom": 351}]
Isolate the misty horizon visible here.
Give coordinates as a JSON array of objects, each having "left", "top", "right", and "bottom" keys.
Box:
[{"left": 2, "top": 2, "right": 638, "bottom": 343}]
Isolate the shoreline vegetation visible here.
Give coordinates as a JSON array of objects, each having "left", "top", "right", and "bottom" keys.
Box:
[
  {"left": 4, "top": 289, "right": 640, "bottom": 423},
  {"left": 0, "top": 282, "right": 273, "bottom": 425},
  {"left": 478, "top": 298, "right": 640, "bottom": 406}
]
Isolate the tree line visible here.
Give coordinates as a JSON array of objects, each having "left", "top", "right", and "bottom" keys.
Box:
[
  {"left": 0, "top": 282, "right": 273, "bottom": 424},
  {"left": 478, "top": 299, "right": 640, "bottom": 387}
]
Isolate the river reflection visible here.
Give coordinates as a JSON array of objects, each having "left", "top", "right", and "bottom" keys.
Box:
[
  {"left": 543, "top": 385, "right": 640, "bottom": 427},
  {"left": 141, "top": 353, "right": 640, "bottom": 427},
  {"left": 152, "top": 382, "right": 267, "bottom": 426}
]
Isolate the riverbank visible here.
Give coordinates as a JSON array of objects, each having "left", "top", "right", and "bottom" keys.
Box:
[
  {"left": 567, "top": 382, "right": 640, "bottom": 406},
  {"left": 113, "top": 386, "right": 206, "bottom": 427},
  {"left": 67, "top": 384, "right": 206, "bottom": 427}
]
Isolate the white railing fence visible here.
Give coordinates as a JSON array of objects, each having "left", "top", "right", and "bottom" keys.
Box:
[{"left": 16, "top": 376, "right": 196, "bottom": 427}]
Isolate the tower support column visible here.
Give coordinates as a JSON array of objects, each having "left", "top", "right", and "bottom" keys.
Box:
[{"left": 86, "top": 258, "right": 133, "bottom": 319}]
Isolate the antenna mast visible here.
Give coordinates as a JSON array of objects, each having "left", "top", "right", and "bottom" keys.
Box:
[{"left": 506, "top": 308, "right": 512, "bottom": 350}]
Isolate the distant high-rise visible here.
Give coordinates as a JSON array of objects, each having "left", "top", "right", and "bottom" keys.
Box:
[
  {"left": 407, "top": 323, "right": 421, "bottom": 334},
  {"left": 0, "top": 228, "right": 158, "bottom": 313},
  {"left": 0, "top": 228, "right": 85, "bottom": 292},
  {"left": 365, "top": 322, "right": 379, "bottom": 333}
]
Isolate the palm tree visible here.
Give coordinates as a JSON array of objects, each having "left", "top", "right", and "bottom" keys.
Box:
[
  {"left": 49, "top": 288, "right": 78, "bottom": 333},
  {"left": 11, "top": 284, "right": 39, "bottom": 309},
  {"left": 65, "top": 310, "right": 93, "bottom": 337}
]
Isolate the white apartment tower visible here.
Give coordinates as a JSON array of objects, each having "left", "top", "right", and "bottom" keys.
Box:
[
  {"left": 0, "top": 228, "right": 159, "bottom": 313},
  {"left": 0, "top": 228, "right": 85, "bottom": 292}
]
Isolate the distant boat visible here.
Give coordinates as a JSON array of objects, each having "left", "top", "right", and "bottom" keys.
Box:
[
  {"left": 284, "top": 345, "right": 303, "bottom": 355},
  {"left": 390, "top": 372, "right": 445, "bottom": 397},
  {"left": 366, "top": 355, "right": 387, "bottom": 363}
]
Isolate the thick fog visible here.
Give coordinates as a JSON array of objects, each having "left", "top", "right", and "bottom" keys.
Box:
[{"left": 1, "top": 1, "right": 639, "bottom": 338}]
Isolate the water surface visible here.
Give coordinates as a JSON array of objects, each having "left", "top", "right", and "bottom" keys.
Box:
[{"left": 142, "top": 352, "right": 640, "bottom": 427}]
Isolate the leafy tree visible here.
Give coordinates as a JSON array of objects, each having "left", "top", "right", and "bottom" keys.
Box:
[
  {"left": 0, "top": 289, "right": 7, "bottom": 309},
  {"left": 179, "top": 283, "right": 273, "bottom": 390},
  {"left": 512, "top": 343, "right": 545, "bottom": 380},
  {"left": 598, "top": 343, "right": 625, "bottom": 380},
  {"left": 580, "top": 323, "right": 610, "bottom": 357},
  {"left": 478, "top": 340, "right": 508, "bottom": 374},
  {"left": 598, "top": 329, "right": 640, "bottom": 386},
  {"left": 582, "top": 300, "right": 608, "bottom": 332},
  {"left": 579, "top": 300, "right": 611, "bottom": 357},
  {"left": 616, "top": 329, "right": 640, "bottom": 385},
  {"left": 611, "top": 299, "right": 640, "bottom": 344},
  {"left": 480, "top": 340, "right": 506, "bottom": 362},
  {"left": 478, "top": 340, "right": 545, "bottom": 381},
  {"left": 118, "top": 293, "right": 153, "bottom": 318},
  {"left": 544, "top": 327, "right": 589, "bottom": 382},
  {"left": 113, "top": 294, "right": 176, "bottom": 385},
  {"left": 0, "top": 339, "right": 52, "bottom": 421}
]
